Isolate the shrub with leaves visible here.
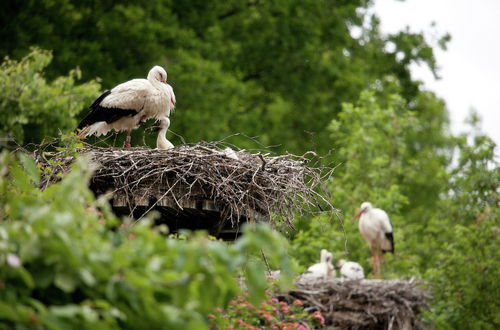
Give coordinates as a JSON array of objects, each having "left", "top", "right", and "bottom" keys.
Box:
[
  {"left": 0, "top": 151, "right": 294, "bottom": 329},
  {"left": 0, "top": 48, "right": 101, "bottom": 144}
]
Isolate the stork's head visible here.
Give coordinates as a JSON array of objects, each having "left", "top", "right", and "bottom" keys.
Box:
[
  {"left": 325, "top": 252, "right": 332, "bottom": 264},
  {"left": 360, "top": 202, "right": 372, "bottom": 211},
  {"left": 320, "top": 249, "right": 329, "bottom": 263},
  {"left": 320, "top": 249, "right": 333, "bottom": 265},
  {"left": 149, "top": 65, "right": 168, "bottom": 84},
  {"left": 352, "top": 202, "right": 372, "bottom": 221}
]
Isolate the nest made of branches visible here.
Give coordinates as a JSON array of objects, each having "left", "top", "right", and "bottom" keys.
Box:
[
  {"left": 284, "top": 278, "right": 430, "bottom": 330},
  {"left": 34, "top": 142, "right": 334, "bottom": 228}
]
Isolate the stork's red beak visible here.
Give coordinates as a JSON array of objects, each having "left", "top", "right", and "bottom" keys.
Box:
[
  {"left": 351, "top": 209, "right": 364, "bottom": 222},
  {"left": 171, "top": 98, "right": 176, "bottom": 106}
]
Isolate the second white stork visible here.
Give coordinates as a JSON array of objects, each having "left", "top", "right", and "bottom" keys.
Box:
[
  {"left": 77, "top": 66, "right": 176, "bottom": 147},
  {"left": 352, "top": 202, "right": 394, "bottom": 277}
]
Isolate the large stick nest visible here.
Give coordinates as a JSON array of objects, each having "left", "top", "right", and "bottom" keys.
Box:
[
  {"left": 283, "top": 278, "right": 430, "bottom": 330},
  {"left": 35, "top": 142, "right": 334, "bottom": 228}
]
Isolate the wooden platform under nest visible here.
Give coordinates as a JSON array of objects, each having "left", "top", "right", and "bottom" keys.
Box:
[
  {"left": 35, "top": 143, "right": 333, "bottom": 239},
  {"left": 282, "top": 277, "right": 430, "bottom": 330}
]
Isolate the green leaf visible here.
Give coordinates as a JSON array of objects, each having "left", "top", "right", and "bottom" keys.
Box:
[
  {"left": 244, "top": 260, "right": 267, "bottom": 306},
  {"left": 79, "top": 268, "right": 96, "bottom": 287},
  {"left": 54, "top": 272, "right": 77, "bottom": 293},
  {"left": 0, "top": 301, "right": 19, "bottom": 321},
  {"left": 18, "top": 152, "right": 40, "bottom": 185}
]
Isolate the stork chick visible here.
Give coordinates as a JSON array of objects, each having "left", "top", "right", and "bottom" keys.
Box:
[
  {"left": 307, "top": 249, "right": 335, "bottom": 279},
  {"left": 337, "top": 259, "right": 365, "bottom": 280}
]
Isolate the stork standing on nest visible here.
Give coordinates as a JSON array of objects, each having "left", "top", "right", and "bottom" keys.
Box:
[
  {"left": 306, "top": 249, "right": 335, "bottom": 279},
  {"left": 352, "top": 202, "right": 394, "bottom": 277},
  {"left": 77, "top": 66, "right": 176, "bottom": 147}
]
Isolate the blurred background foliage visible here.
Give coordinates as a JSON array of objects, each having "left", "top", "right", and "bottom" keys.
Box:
[
  {"left": 0, "top": 0, "right": 498, "bottom": 328},
  {"left": 0, "top": 0, "right": 444, "bottom": 152}
]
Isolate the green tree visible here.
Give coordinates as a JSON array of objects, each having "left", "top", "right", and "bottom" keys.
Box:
[
  {"left": 289, "top": 81, "right": 455, "bottom": 279},
  {"left": 1, "top": 1, "right": 447, "bottom": 152},
  {"left": 424, "top": 115, "right": 499, "bottom": 328},
  {"left": 0, "top": 48, "right": 100, "bottom": 144}
]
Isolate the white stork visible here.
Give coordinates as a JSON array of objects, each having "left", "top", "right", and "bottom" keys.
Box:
[
  {"left": 77, "top": 66, "right": 176, "bottom": 147},
  {"left": 156, "top": 117, "right": 174, "bottom": 150},
  {"left": 337, "top": 259, "right": 365, "bottom": 280},
  {"left": 306, "top": 249, "right": 335, "bottom": 279},
  {"left": 352, "top": 202, "right": 394, "bottom": 277}
]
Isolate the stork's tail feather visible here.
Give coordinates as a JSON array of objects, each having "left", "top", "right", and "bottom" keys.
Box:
[
  {"left": 76, "top": 122, "right": 109, "bottom": 139},
  {"left": 77, "top": 126, "right": 91, "bottom": 139},
  {"left": 382, "top": 232, "right": 395, "bottom": 253}
]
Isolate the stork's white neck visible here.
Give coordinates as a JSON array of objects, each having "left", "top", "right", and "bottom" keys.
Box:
[{"left": 156, "top": 118, "right": 174, "bottom": 150}]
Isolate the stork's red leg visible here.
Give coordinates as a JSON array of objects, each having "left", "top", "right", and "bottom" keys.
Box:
[
  {"left": 371, "top": 247, "right": 378, "bottom": 278},
  {"left": 377, "top": 248, "right": 382, "bottom": 278},
  {"left": 375, "top": 254, "right": 380, "bottom": 278},
  {"left": 124, "top": 129, "right": 132, "bottom": 148}
]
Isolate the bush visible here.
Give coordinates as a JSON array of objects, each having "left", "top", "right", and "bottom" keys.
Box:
[
  {"left": 0, "top": 48, "right": 100, "bottom": 144},
  {"left": 0, "top": 151, "right": 294, "bottom": 329},
  {"left": 210, "top": 290, "right": 325, "bottom": 329}
]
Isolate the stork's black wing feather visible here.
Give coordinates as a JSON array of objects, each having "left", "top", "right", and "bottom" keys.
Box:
[
  {"left": 77, "top": 90, "right": 138, "bottom": 129},
  {"left": 382, "top": 232, "right": 395, "bottom": 254}
]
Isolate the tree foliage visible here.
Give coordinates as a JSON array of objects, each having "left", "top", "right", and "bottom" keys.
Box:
[
  {"left": 0, "top": 0, "right": 446, "bottom": 152},
  {"left": 423, "top": 121, "right": 500, "bottom": 328},
  {"left": 0, "top": 48, "right": 100, "bottom": 144}
]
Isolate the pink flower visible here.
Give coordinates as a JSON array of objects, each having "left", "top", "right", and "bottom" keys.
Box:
[
  {"left": 269, "top": 298, "right": 279, "bottom": 304},
  {"left": 293, "top": 299, "right": 303, "bottom": 306},
  {"left": 261, "top": 312, "right": 273, "bottom": 323},
  {"left": 6, "top": 253, "right": 21, "bottom": 268},
  {"left": 280, "top": 305, "right": 289, "bottom": 314},
  {"left": 312, "top": 311, "right": 325, "bottom": 325}
]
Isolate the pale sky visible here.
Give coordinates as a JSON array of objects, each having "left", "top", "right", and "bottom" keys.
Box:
[{"left": 373, "top": 0, "right": 500, "bottom": 148}]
